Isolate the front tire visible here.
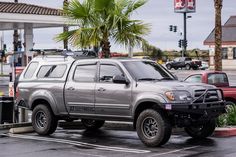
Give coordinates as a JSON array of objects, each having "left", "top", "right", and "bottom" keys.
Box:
[
  {"left": 136, "top": 109, "right": 172, "bottom": 147},
  {"left": 185, "top": 64, "right": 191, "bottom": 70},
  {"left": 81, "top": 119, "right": 105, "bottom": 130},
  {"left": 185, "top": 119, "right": 216, "bottom": 139},
  {"left": 32, "top": 104, "right": 58, "bottom": 135}
]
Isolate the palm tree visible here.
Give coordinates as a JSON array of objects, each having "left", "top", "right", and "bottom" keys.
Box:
[
  {"left": 56, "top": 0, "right": 150, "bottom": 58},
  {"left": 63, "top": 0, "right": 69, "bottom": 50},
  {"left": 214, "top": 0, "right": 223, "bottom": 71}
]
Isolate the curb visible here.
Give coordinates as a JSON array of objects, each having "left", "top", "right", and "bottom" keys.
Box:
[
  {"left": 9, "top": 126, "right": 34, "bottom": 134},
  {"left": 0, "top": 122, "right": 31, "bottom": 130},
  {"left": 214, "top": 127, "right": 236, "bottom": 137}
]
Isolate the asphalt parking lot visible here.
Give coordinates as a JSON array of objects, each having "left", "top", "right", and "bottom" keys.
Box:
[{"left": 1, "top": 122, "right": 236, "bottom": 157}]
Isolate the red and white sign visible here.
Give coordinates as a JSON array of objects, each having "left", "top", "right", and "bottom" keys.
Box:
[
  {"left": 174, "top": 0, "right": 196, "bottom": 13},
  {"left": 15, "top": 66, "right": 25, "bottom": 76},
  {"left": 9, "top": 82, "right": 14, "bottom": 97}
]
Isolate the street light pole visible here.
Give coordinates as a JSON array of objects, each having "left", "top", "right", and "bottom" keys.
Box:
[
  {"left": 183, "top": 12, "right": 187, "bottom": 57},
  {"left": 0, "top": 31, "right": 3, "bottom": 75}
]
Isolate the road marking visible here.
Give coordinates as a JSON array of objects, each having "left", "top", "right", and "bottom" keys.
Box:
[
  {"left": 148, "top": 146, "right": 200, "bottom": 157},
  {"left": 5, "top": 133, "right": 150, "bottom": 154}
]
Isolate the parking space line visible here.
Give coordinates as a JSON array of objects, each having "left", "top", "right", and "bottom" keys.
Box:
[
  {"left": 5, "top": 133, "right": 150, "bottom": 154},
  {"left": 148, "top": 146, "right": 200, "bottom": 157}
]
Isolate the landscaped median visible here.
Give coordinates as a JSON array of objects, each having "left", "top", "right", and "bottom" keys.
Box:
[{"left": 215, "top": 104, "right": 236, "bottom": 137}]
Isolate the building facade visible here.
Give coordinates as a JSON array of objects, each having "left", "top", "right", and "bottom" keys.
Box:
[{"left": 204, "top": 16, "right": 236, "bottom": 70}]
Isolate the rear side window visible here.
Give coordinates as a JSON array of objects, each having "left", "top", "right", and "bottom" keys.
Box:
[
  {"left": 37, "top": 65, "right": 67, "bottom": 78},
  {"left": 73, "top": 64, "right": 97, "bottom": 82},
  {"left": 208, "top": 73, "right": 228, "bottom": 84},
  {"left": 185, "top": 75, "right": 202, "bottom": 83},
  {"left": 24, "top": 62, "right": 39, "bottom": 79}
]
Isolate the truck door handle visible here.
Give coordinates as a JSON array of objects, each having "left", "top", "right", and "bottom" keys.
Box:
[
  {"left": 67, "top": 87, "right": 75, "bottom": 91},
  {"left": 98, "top": 87, "right": 106, "bottom": 92}
]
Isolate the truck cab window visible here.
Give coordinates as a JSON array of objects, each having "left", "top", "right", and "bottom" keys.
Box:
[
  {"left": 99, "top": 64, "right": 123, "bottom": 82},
  {"left": 74, "top": 64, "right": 97, "bottom": 82}
]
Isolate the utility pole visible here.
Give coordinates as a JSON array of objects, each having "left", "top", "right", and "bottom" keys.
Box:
[
  {"left": 183, "top": 12, "right": 187, "bottom": 57},
  {"left": 174, "top": 0, "right": 196, "bottom": 57}
]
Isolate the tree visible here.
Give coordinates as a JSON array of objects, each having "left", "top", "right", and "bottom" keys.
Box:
[
  {"left": 143, "top": 44, "right": 162, "bottom": 60},
  {"left": 56, "top": 0, "right": 150, "bottom": 58},
  {"left": 214, "top": 0, "right": 223, "bottom": 71}
]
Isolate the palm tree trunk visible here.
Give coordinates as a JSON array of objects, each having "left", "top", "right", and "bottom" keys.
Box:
[
  {"left": 63, "top": 0, "right": 69, "bottom": 50},
  {"left": 101, "top": 37, "right": 111, "bottom": 58},
  {"left": 214, "top": 0, "right": 223, "bottom": 71}
]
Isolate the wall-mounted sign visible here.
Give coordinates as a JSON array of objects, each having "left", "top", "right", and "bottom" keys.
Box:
[{"left": 174, "top": 0, "right": 196, "bottom": 13}]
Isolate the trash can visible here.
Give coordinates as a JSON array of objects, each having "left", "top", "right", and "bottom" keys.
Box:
[{"left": 0, "top": 96, "right": 14, "bottom": 124}]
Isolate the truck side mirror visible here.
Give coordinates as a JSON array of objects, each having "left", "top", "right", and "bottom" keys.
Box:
[{"left": 113, "top": 75, "right": 129, "bottom": 84}]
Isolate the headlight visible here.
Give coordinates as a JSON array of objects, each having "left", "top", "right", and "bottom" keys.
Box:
[{"left": 165, "top": 91, "right": 192, "bottom": 101}]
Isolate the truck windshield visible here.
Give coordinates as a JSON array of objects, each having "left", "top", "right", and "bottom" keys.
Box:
[{"left": 122, "top": 61, "right": 175, "bottom": 81}]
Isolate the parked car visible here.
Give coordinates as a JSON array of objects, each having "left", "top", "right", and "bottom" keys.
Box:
[
  {"left": 184, "top": 71, "right": 236, "bottom": 105},
  {"left": 166, "top": 57, "right": 202, "bottom": 70},
  {"left": 17, "top": 56, "right": 225, "bottom": 147},
  {"left": 199, "top": 61, "right": 209, "bottom": 70}
]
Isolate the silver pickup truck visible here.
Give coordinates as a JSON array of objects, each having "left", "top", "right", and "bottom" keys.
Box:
[{"left": 17, "top": 56, "right": 225, "bottom": 147}]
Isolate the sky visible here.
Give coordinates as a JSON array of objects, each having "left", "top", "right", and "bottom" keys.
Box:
[{"left": 1, "top": 0, "right": 236, "bottom": 52}]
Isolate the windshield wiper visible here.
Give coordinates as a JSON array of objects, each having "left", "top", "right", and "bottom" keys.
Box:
[{"left": 137, "top": 78, "right": 160, "bottom": 81}]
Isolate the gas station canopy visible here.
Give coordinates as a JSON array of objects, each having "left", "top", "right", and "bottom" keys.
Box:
[{"left": 0, "top": 2, "right": 66, "bottom": 30}]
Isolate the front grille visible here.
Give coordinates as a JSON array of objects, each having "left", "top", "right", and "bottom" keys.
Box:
[{"left": 193, "top": 89, "right": 220, "bottom": 103}]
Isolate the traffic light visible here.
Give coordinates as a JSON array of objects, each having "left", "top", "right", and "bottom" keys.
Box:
[
  {"left": 169, "top": 25, "right": 173, "bottom": 31},
  {"left": 182, "top": 40, "right": 188, "bottom": 48},
  {"left": 1, "top": 44, "right": 6, "bottom": 58},
  {"left": 178, "top": 40, "right": 182, "bottom": 48},
  {"left": 173, "top": 26, "right": 177, "bottom": 32}
]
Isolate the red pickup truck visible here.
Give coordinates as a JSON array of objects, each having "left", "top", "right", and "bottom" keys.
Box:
[{"left": 184, "top": 71, "right": 236, "bottom": 105}]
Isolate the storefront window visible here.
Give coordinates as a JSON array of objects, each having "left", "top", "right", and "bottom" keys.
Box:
[
  {"left": 221, "top": 48, "right": 228, "bottom": 59},
  {"left": 233, "top": 48, "right": 236, "bottom": 59}
]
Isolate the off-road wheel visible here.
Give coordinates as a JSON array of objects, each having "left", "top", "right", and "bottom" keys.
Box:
[
  {"left": 166, "top": 64, "right": 172, "bottom": 70},
  {"left": 185, "top": 64, "right": 191, "bottom": 70},
  {"left": 136, "top": 109, "right": 172, "bottom": 147},
  {"left": 32, "top": 104, "right": 58, "bottom": 135},
  {"left": 185, "top": 119, "right": 216, "bottom": 139},
  {"left": 81, "top": 119, "right": 105, "bottom": 130}
]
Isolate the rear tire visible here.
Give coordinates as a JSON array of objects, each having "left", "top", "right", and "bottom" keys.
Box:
[
  {"left": 81, "top": 119, "right": 105, "bottom": 130},
  {"left": 136, "top": 109, "right": 172, "bottom": 147},
  {"left": 32, "top": 104, "right": 58, "bottom": 135},
  {"left": 185, "top": 64, "right": 191, "bottom": 70},
  {"left": 185, "top": 119, "right": 216, "bottom": 139},
  {"left": 166, "top": 64, "right": 172, "bottom": 70}
]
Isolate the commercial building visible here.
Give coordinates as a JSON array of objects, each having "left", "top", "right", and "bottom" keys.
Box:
[{"left": 204, "top": 16, "right": 236, "bottom": 70}]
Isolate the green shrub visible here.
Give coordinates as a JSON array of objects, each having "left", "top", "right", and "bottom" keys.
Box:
[{"left": 217, "top": 105, "right": 236, "bottom": 127}]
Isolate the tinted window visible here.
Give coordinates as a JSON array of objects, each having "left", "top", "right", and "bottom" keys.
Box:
[
  {"left": 99, "top": 64, "right": 123, "bottom": 82},
  {"left": 185, "top": 75, "right": 202, "bottom": 83},
  {"left": 122, "top": 61, "right": 174, "bottom": 80},
  {"left": 233, "top": 48, "right": 236, "bottom": 59},
  {"left": 24, "top": 62, "right": 38, "bottom": 79},
  {"left": 185, "top": 57, "right": 192, "bottom": 61},
  {"left": 208, "top": 73, "right": 228, "bottom": 84},
  {"left": 37, "top": 65, "right": 67, "bottom": 78},
  {"left": 74, "top": 64, "right": 96, "bottom": 82}
]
